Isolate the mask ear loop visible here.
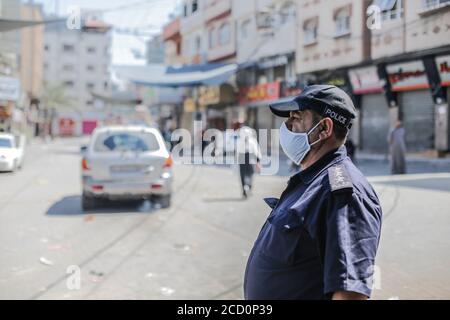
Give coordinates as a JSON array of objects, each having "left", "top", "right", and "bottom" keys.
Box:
[{"left": 308, "top": 120, "right": 324, "bottom": 147}]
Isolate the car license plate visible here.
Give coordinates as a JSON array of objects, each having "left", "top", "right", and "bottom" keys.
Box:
[{"left": 110, "top": 165, "right": 143, "bottom": 173}]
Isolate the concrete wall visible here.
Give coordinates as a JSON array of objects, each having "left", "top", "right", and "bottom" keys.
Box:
[
  {"left": 20, "top": 4, "right": 44, "bottom": 99},
  {"left": 371, "top": 0, "right": 450, "bottom": 60},
  {"left": 296, "top": 0, "right": 366, "bottom": 74},
  {"left": 43, "top": 23, "right": 112, "bottom": 111},
  {"left": 234, "top": 0, "right": 297, "bottom": 64}
]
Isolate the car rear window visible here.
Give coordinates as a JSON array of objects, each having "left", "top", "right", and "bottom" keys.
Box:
[
  {"left": 93, "top": 132, "right": 160, "bottom": 153},
  {"left": 0, "top": 138, "right": 13, "bottom": 148}
]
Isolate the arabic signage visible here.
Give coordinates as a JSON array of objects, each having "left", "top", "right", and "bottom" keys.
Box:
[
  {"left": 349, "top": 66, "right": 385, "bottom": 94},
  {"left": 387, "top": 60, "right": 430, "bottom": 92},
  {"left": 436, "top": 55, "right": 450, "bottom": 87},
  {"left": 238, "top": 82, "right": 281, "bottom": 104}
]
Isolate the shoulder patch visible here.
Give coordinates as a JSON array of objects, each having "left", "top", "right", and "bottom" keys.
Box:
[{"left": 328, "top": 164, "right": 353, "bottom": 193}]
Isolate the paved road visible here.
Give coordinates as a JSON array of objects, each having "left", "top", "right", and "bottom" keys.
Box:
[{"left": 0, "top": 138, "right": 449, "bottom": 300}]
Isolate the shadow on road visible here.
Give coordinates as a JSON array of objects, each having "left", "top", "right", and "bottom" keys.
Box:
[
  {"left": 46, "top": 195, "right": 158, "bottom": 216},
  {"left": 202, "top": 197, "right": 247, "bottom": 203},
  {"left": 377, "top": 177, "right": 450, "bottom": 193}
]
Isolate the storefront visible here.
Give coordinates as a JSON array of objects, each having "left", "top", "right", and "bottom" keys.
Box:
[
  {"left": 349, "top": 66, "right": 389, "bottom": 153},
  {"left": 198, "top": 84, "right": 236, "bottom": 131},
  {"left": 238, "top": 81, "right": 282, "bottom": 131},
  {"left": 435, "top": 54, "right": 450, "bottom": 152},
  {"left": 0, "top": 76, "right": 21, "bottom": 132},
  {"left": 387, "top": 60, "right": 435, "bottom": 152}
]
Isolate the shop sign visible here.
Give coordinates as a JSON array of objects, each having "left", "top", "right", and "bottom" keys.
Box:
[
  {"left": 184, "top": 98, "right": 197, "bottom": 113},
  {"left": 59, "top": 118, "right": 76, "bottom": 136},
  {"left": 0, "top": 76, "right": 20, "bottom": 101},
  {"left": 238, "top": 82, "right": 281, "bottom": 104},
  {"left": 349, "top": 66, "right": 385, "bottom": 94},
  {"left": 198, "top": 86, "right": 221, "bottom": 107},
  {"left": 436, "top": 55, "right": 450, "bottom": 87},
  {"left": 387, "top": 61, "right": 430, "bottom": 92}
]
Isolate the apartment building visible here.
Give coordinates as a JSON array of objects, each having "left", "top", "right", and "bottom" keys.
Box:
[
  {"left": 296, "top": 0, "right": 450, "bottom": 154},
  {"left": 234, "top": 0, "right": 298, "bottom": 132},
  {"left": 43, "top": 14, "right": 112, "bottom": 134}
]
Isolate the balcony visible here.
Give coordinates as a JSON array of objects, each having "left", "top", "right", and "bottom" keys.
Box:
[
  {"left": 204, "top": 0, "right": 232, "bottom": 24},
  {"left": 163, "top": 18, "right": 181, "bottom": 41},
  {"left": 419, "top": 0, "right": 450, "bottom": 16}
]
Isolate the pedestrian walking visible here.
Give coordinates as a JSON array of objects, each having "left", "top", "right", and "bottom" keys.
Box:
[
  {"left": 236, "top": 125, "right": 262, "bottom": 199},
  {"left": 388, "top": 120, "right": 407, "bottom": 175}
]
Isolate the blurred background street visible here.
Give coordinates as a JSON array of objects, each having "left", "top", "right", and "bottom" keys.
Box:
[
  {"left": 0, "top": 137, "right": 449, "bottom": 300},
  {"left": 1, "top": 0, "right": 450, "bottom": 300}
]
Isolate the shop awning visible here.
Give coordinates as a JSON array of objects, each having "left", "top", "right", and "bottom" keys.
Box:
[
  {"left": 90, "top": 91, "right": 140, "bottom": 105},
  {"left": 372, "top": 0, "right": 398, "bottom": 11},
  {"left": 113, "top": 63, "right": 238, "bottom": 88},
  {"left": 0, "top": 18, "right": 65, "bottom": 32}
]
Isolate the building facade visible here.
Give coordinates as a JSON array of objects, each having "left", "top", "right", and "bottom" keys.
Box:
[
  {"left": 43, "top": 14, "right": 112, "bottom": 135},
  {"left": 296, "top": 0, "right": 450, "bottom": 154}
]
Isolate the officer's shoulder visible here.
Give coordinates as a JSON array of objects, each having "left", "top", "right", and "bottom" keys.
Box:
[{"left": 327, "top": 162, "right": 354, "bottom": 194}]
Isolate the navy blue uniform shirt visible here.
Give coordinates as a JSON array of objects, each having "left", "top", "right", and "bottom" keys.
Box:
[{"left": 244, "top": 146, "right": 383, "bottom": 300}]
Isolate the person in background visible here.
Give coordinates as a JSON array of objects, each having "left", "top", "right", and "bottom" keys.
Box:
[
  {"left": 388, "top": 120, "right": 407, "bottom": 175},
  {"left": 236, "top": 125, "right": 262, "bottom": 199},
  {"left": 345, "top": 138, "right": 356, "bottom": 163}
]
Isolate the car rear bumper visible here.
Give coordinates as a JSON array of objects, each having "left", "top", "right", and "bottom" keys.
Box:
[
  {"left": 82, "top": 174, "right": 172, "bottom": 200},
  {"left": 0, "top": 159, "right": 14, "bottom": 171}
]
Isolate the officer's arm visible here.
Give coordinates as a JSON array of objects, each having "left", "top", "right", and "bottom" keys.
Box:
[{"left": 332, "top": 291, "right": 368, "bottom": 300}]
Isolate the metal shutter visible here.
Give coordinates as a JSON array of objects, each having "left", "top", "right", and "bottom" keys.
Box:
[
  {"left": 400, "top": 90, "right": 435, "bottom": 152},
  {"left": 361, "top": 94, "right": 390, "bottom": 153}
]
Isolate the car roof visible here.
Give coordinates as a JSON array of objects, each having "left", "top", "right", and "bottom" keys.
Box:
[
  {"left": 0, "top": 133, "right": 14, "bottom": 139},
  {"left": 93, "top": 126, "right": 161, "bottom": 135}
]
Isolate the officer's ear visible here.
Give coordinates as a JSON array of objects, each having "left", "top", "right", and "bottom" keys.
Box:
[{"left": 319, "top": 118, "right": 334, "bottom": 140}]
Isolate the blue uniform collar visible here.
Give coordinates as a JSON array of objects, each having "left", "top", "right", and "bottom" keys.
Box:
[{"left": 290, "top": 145, "right": 348, "bottom": 185}]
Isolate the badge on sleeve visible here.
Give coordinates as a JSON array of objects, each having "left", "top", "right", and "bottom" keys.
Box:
[{"left": 328, "top": 164, "right": 353, "bottom": 193}]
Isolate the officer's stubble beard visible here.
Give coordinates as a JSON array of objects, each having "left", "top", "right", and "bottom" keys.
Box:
[{"left": 300, "top": 121, "right": 330, "bottom": 171}]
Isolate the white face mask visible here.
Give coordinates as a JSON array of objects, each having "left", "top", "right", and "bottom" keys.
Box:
[{"left": 279, "top": 121, "right": 323, "bottom": 166}]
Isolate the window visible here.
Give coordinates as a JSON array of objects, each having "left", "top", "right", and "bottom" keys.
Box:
[
  {"left": 62, "top": 64, "right": 74, "bottom": 72},
  {"left": 335, "top": 8, "right": 351, "bottom": 37},
  {"left": 192, "top": 0, "right": 198, "bottom": 13},
  {"left": 93, "top": 132, "right": 160, "bottom": 153},
  {"left": 280, "top": 1, "right": 296, "bottom": 22},
  {"left": 87, "top": 47, "right": 96, "bottom": 54},
  {"left": 64, "top": 81, "right": 75, "bottom": 88},
  {"left": 87, "top": 65, "right": 95, "bottom": 72},
  {"left": 0, "top": 138, "right": 13, "bottom": 148},
  {"left": 241, "top": 20, "right": 251, "bottom": 39},
  {"left": 422, "top": 0, "right": 450, "bottom": 10},
  {"left": 44, "top": 45, "right": 50, "bottom": 51},
  {"left": 303, "top": 18, "right": 318, "bottom": 45},
  {"left": 63, "top": 44, "right": 75, "bottom": 52},
  {"left": 195, "top": 35, "right": 201, "bottom": 53},
  {"left": 373, "top": 0, "right": 403, "bottom": 21},
  {"left": 183, "top": 4, "right": 188, "bottom": 17},
  {"left": 209, "top": 28, "right": 216, "bottom": 49},
  {"left": 219, "top": 23, "right": 231, "bottom": 46},
  {"left": 86, "top": 83, "right": 95, "bottom": 90}
]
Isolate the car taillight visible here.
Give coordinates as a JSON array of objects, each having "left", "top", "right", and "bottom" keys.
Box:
[
  {"left": 82, "top": 158, "right": 90, "bottom": 171},
  {"left": 163, "top": 155, "right": 173, "bottom": 168},
  {"left": 92, "top": 185, "right": 103, "bottom": 191}
]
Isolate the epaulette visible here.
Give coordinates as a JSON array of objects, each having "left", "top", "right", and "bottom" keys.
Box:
[{"left": 328, "top": 164, "right": 353, "bottom": 193}]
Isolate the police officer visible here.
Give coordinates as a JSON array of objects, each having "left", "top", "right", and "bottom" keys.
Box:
[{"left": 244, "top": 85, "right": 383, "bottom": 300}]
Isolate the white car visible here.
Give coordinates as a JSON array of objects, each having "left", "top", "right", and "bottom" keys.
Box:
[
  {"left": 81, "top": 126, "right": 173, "bottom": 211},
  {"left": 0, "top": 133, "right": 25, "bottom": 172}
]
